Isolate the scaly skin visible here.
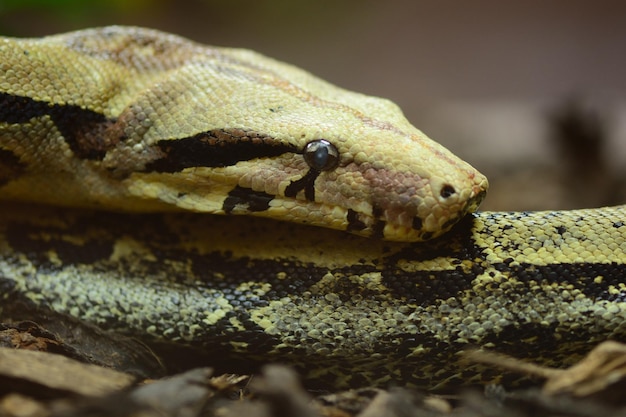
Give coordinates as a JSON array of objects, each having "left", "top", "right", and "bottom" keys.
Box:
[
  {"left": 0, "top": 27, "right": 624, "bottom": 389},
  {"left": 0, "top": 202, "right": 624, "bottom": 388}
]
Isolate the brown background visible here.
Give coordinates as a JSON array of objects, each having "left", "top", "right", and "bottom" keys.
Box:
[{"left": 2, "top": 0, "right": 624, "bottom": 210}]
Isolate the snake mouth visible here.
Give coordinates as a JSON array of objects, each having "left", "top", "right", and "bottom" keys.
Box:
[
  {"left": 337, "top": 181, "right": 490, "bottom": 242},
  {"left": 466, "top": 187, "right": 487, "bottom": 214}
]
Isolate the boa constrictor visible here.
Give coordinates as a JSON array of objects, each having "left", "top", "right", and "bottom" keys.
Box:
[{"left": 0, "top": 26, "right": 624, "bottom": 389}]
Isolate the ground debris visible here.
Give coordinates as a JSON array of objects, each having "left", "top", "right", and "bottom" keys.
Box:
[
  {"left": 466, "top": 341, "right": 626, "bottom": 403},
  {"left": 0, "top": 347, "right": 135, "bottom": 398},
  {"left": 0, "top": 310, "right": 165, "bottom": 380},
  {"left": 3, "top": 342, "right": 626, "bottom": 416}
]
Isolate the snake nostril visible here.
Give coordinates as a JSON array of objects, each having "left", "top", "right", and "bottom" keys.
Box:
[{"left": 440, "top": 184, "right": 456, "bottom": 199}]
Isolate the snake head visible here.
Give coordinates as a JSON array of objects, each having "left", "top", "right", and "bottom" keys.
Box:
[{"left": 8, "top": 27, "right": 486, "bottom": 241}]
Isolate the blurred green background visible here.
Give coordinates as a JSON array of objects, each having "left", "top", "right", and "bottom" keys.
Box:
[{"left": 1, "top": 0, "right": 624, "bottom": 209}]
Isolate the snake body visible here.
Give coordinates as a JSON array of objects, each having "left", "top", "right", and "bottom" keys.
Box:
[{"left": 0, "top": 26, "right": 625, "bottom": 389}]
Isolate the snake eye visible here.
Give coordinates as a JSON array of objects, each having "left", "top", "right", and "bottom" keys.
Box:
[{"left": 303, "top": 139, "right": 339, "bottom": 171}]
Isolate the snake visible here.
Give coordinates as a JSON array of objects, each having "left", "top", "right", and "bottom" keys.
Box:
[{"left": 0, "top": 26, "right": 624, "bottom": 390}]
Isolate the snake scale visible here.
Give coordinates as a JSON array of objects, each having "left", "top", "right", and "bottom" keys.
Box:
[{"left": 0, "top": 26, "right": 625, "bottom": 389}]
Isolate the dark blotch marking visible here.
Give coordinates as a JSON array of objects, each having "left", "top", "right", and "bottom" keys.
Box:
[
  {"left": 0, "top": 93, "right": 46, "bottom": 124},
  {"left": 0, "top": 148, "right": 25, "bottom": 187},
  {"left": 510, "top": 261, "right": 626, "bottom": 302},
  {"left": 222, "top": 186, "right": 274, "bottom": 213},
  {"left": 371, "top": 221, "right": 386, "bottom": 239},
  {"left": 442, "top": 214, "right": 465, "bottom": 231},
  {"left": 284, "top": 169, "right": 319, "bottom": 202},
  {"left": 145, "top": 130, "right": 297, "bottom": 173},
  {"left": 381, "top": 214, "right": 484, "bottom": 302},
  {"left": 383, "top": 212, "right": 626, "bottom": 306},
  {"left": 614, "top": 221, "right": 624, "bottom": 228},
  {"left": 346, "top": 209, "right": 367, "bottom": 232},
  {"left": 345, "top": 207, "right": 387, "bottom": 237},
  {"left": 0, "top": 93, "right": 115, "bottom": 160},
  {"left": 369, "top": 206, "right": 385, "bottom": 238},
  {"left": 555, "top": 225, "right": 567, "bottom": 235},
  {"left": 5, "top": 222, "right": 113, "bottom": 268},
  {"left": 189, "top": 250, "right": 387, "bottom": 312},
  {"left": 412, "top": 217, "right": 423, "bottom": 231},
  {"left": 372, "top": 206, "right": 383, "bottom": 219}
]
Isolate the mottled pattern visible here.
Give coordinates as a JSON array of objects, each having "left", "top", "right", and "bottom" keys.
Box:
[
  {"left": 0, "top": 27, "right": 624, "bottom": 391},
  {"left": 0, "top": 202, "right": 624, "bottom": 388},
  {"left": 0, "top": 26, "right": 487, "bottom": 241}
]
